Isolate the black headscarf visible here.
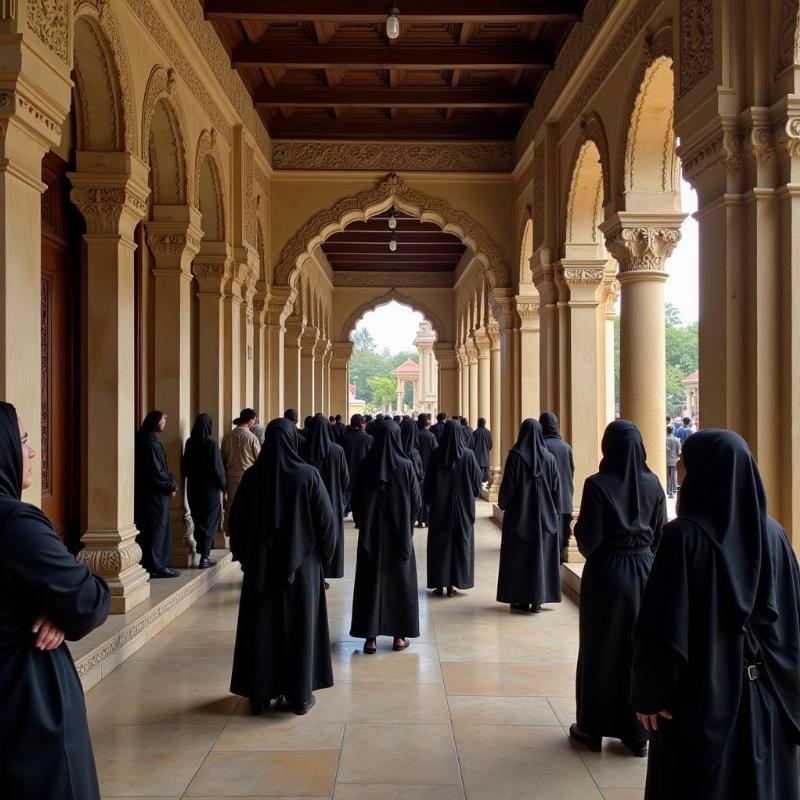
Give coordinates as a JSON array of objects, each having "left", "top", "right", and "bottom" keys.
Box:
[
  {"left": 539, "top": 411, "right": 561, "bottom": 440},
  {"left": 189, "top": 413, "right": 213, "bottom": 441},
  {"left": 302, "top": 414, "right": 333, "bottom": 467},
  {"left": 228, "top": 418, "right": 317, "bottom": 590},
  {"left": 438, "top": 419, "right": 465, "bottom": 470},
  {"left": 591, "top": 420, "right": 656, "bottom": 535},
  {"left": 400, "top": 417, "right": 419, "bottom": 457},
  {"left": 362, "top": 420, "right": 406, "bottom": 485},
  {"left": 0, "top": 401, "right": 22, "bottom": 501},
  {"left": 677, "top": 430, "right": 777, "bottom": 628},
  {"left": 510, "top": 418, "right": 549, "bottom": 478},
  {"left": 139, "top": 410, "right": 165, "bottom": 433}
]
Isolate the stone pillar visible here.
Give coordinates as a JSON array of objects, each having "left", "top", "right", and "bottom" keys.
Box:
[
  {"left": 323, "top": 345, "right": 333, "bottom": 414},
  {"left": 517, "top": 299, "right": 541, "bottom": 419},
  {"left": 70, "top": 156, "right": 152, "bottom": 613},
  {"left": 222, "top": 264, "right": 245, "bottom": 425},
  {"left": 486, "top": 322, "right": 502, "bottom": 495},
  {"left": 472, "top": 330, "right": 491, "bottom": 423},
  {"left": 266, "top": 287, "right": 293, "bottom": 419},
  {"left": 492, "top": 291, "right": 521, "bottom": 464},
  {"left": 434, "top": 344, "right": 459, "bottom": 414},
  {"left": 313, "top": 338, "right": 327, "bottom": 414},
  {"left": 193, "top": 243, "right": 230, "bottom": 435},
  {"left": 458, "top": 347, "right": 469, "bottom": 416},
  {"left": 330, "top": 342, "right": 353, "bottom": 418},
  {"left": 238, "top": 260, "right": 257, "bottom": 408},
  {"left": 602, "top": 280, "right": 619, "bottom": 424},
  {"left": 283, "top": 316, "right": 304, "bottom": 415},
  {"left": 300, "top": 325, "right": 318, "bottom": 419},
  {"left": 396, "top": 379, "right": 405, "bottom": 415},
  {"left": 533, "top": 260, "right": 561, "bottom": 413},
  {"left": 601, "top": 214, "right": 685, "bottom": 484},
  {"left": 466, "top": 341, "right": 479, "bottom": 426},
  {"left": 252, "top": 292, "right": 267, "bottom": 418},
  {"left": 146, "top": 206, "right": 203, "bottom": 568}
]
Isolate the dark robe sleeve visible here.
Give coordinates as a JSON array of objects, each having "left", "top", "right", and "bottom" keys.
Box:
[
  {"left": 309, "top": 472, "right": 337, "bottom": 564},
  {"left": 410, "top": 466, "right": 422, "bottom": 522},
  {"left": 650, "top": 491, "right": 667, "bottom": 553},
  {"left": 573, "top": 479, "right": 605, "bottom": 559},
  {"left": 339, "top": 449, "right": 350, "bottom": 502},
  {"left": 213, "top": 445, "right": 228, "bottom": 492},
  {"left": 6, "top": 507, "right": 110, "bottom": 640},
  {"left": 549, "top": 459, "right": 561, "bottom": 517},
  {"left": 468, "top": 452, "right": 482, "bottom": 497},
  {"left": 488, "top": 431, "right": 493, "bottom": 452},
  {"left": 497, "top": 452, "right": 519, "bottom": 511},
  {"left": 149, "top": 442, "right": 177, "bottom": 494}
]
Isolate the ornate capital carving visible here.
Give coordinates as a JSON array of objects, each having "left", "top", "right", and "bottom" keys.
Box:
[
  {"left": 193, "top": 261, "right": 229, "bottom": 291},
  {"left": 601, "top": 216, "right": 684, "bottom": 274},
  {"left": 516, "top": 301, "right": 541, "bottom": 321},
  {"left": 300, "top": 326, "right": 319, "bottom": 351},
  {"left": 561, "top": 267, "right": 605, "bottom": 289},
  {"left": 486, "top": 322, "right": 501, "bottom": 349},
  {"left": 69, "top": 181, "right": 149, "bottom": 236},
  {"left": 472, "top": 328, "right": 491, "bottom": 355},
  {"left": 147, "top": 229, "right": 202, "bottom": 261}
]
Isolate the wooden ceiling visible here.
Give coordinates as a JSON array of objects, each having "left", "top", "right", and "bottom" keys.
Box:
[
  {"left": 321, "top": 211, "right": 467, "bottom": 273},
  {"left": 202, "top": 1, "right": 584, "bottom": 140}
]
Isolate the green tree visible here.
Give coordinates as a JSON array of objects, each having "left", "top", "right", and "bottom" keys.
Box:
[
  {"left": 353, "top": 327, "right": 376, "bottom": 352},
  {"left": 367, "top": 376, "right": 397, "bottom": 410}
]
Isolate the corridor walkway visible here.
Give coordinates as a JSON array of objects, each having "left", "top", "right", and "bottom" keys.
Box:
[{"left": 86, "top": 501, "right": 645, "bottom": 799}]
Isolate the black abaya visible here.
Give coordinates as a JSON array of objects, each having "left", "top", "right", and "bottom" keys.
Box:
[
  {"left": 416, "top": 423, "right": 438, "bottom": 525},
  {"left": 574, "top": 420, "right": 666, "bottom": 745},
  {"left": 424, "top": 420, "right": 482, "bottom": 590},
  {"left": 229, "top": 419, "right": 336, "bottom": 707},
  {"left": 496, "top": 419, "right": 562, "bottom": 606},
  {"left": 331, "top": 420, "right": 347, "bottom": 444},
  {"left": 430, "top": 419, "right": 446, "bottom": 442},
  {"left": 342, "top": 427, "right": 373, "bottom": 517},
  {"left": 470, "top": 426, "right": 493, "bottom": 482},
  {"left": 183, "top": 414, "right": 227, "bottom": 559},
  {"left": 300, "top": 415, "right": 350, "bottom": 578},
  {"left": 350, "top": 421, "right": 422, "bottom": 639},
  {"left": 0, "top": 402, "right": 109, "bottom": 800},
  {"left": 134, "top": 412, "right": 177, "bottom": 572},
  {"left": 631, "top": 430, "right": 800, "bottom": 800},
  {"left": 540, "top": 411, "right": 575, "bottom": 551}
]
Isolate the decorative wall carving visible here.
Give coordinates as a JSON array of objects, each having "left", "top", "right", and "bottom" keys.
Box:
[
  {"left": 605, "top": 225, "right": 681, "bottom": 272},
  {"left": 28, "top": 0, "right": 70, "bottom": 64},
  {"left": 194, "top": 129, "right": 227, "bottom": 240},
  {"left": 333, "top": 270, "right": 453, "bottom": 288},
  {"left": 274, "top": 174, "right": 510, "bottom": 290},
  {"left": 678, "top": 0, "right": 714, "bottom": 97},
  {"left": 0, "top": 89, "right": 63, "bottom": 143},
  {"left": 272, "top": 140, "right": 515, "bottom": 173},
  {"left": 562, "top": 267, "right": 606, "bottom": 287},
  {"left": 681, "top": 128, "right": 743, "bottom": 183},
  {"left": 777, "top": 0, "right": 800, "bottom": 74},
  {"left": 516, "top": 301, "right": 541, "bottom": 320},
  {"left": 244, "top": 143, "right": 256, "bottom": 247},
  {"left": 70, "top": 185, "right": 148, "bottom": 234},
  {"left": 78, "top": 540, "right": 142, "bottom": 576},
  {"left": 147, "top": 230, "right": 202, "bottom": 259},
  {"left": 532, "top": 142, "right": 546, "bottom": 250}
]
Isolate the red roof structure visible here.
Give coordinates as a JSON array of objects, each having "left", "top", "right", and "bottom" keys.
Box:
[
  {"left": 682, "top": 370, "right": 699, "bottom": 384},
  {"left": 394, "top": 358, "right": 420, "bottom": 376}
]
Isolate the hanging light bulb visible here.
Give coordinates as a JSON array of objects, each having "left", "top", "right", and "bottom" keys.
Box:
[
  {"left": 386, "top": 6, "right": 400, "bottom": 40},
  {"left": 388, "top": 209, "right": 397, "bottom": 230},
  {"left": 389, "top": 238, "right": 398, "bottom": 252}
]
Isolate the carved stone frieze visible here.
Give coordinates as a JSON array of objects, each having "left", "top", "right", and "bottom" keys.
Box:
[
  {"left": 272, "top": 141, "right": 514, "bottom": 173},
  {"left": 678, "top": 0, "right": 714, "bottom": 97},
  {"left": 78, "top": 539, "right": 142, "bottom": 577},
  {"left": 562, "top": 267, "right": 606, "bottom": 288},
  {"left": 70, "top": 185, "right": 148, "bottom": 235},
  {"left": 192, "top": 261, "right": 228, "bottom": 289},
  {"left": 0, "top": 89, "right": 62, "bottom": 143},
  {"left": 27, "top": 0, "right": 70, "bottom": 64},
  {"left": 777, "top": 0, "right": 800, "bottom": 74},
  {"left": 532, "top": 142, "right": 545, "bottom": 250},
  {"left": 605, "top": 226, "right": 681, "bottom": 273},
  {"left": 147, "top": 230, "right": 202, "bottom": 259},
  {"left": 244, "top": 143, "right": 256, "bottom": 246},
  {"left": 516, "top": 301, "right": 541, "bottom": 320},
  {"left": 332, "top": 270, "right": 453, "bottom": 288},
  {"left": 744, "top": 126, "right": 777, "bottom": 167}
]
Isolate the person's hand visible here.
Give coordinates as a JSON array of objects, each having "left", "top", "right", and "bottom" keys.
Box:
[
  {"left": 170, "top": 491, "right": 177, "bottom": 498},
  {"left": 32, "top": 615, "right": 65, "bottom": 651},
  {"left": 637, "top": 710, "right": 673, "bottom": 731}
]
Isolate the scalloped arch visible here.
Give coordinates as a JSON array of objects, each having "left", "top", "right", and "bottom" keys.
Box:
[
  {"left": 274, "top": 174, "right": 510, "bottom": 289},
  {"left": 563, "top": 138, "right": 606, "bottom": 248},
  {"left": 195, "top": 129, "right": 227, "bottom": 240},
  {"left": 341, "top": 290, "right": 445, "bottom": 344}
]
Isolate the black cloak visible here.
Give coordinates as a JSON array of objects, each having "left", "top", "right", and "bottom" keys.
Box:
[
  {"left": 573, "top": 420, "right": 666, "bottom": 744},
  {"left": 631, "top": 430, "right": 800, "bottom": 800},
  {"left": 331, "top": 419, "right": 347, "bottom": 444},
  {"left": 423, "top": 420, "right": 482, "bottom": 590},
  {"left": 400, "top": 417, "right": 425, "bottom": 483},
  {"left": 496, "top": 419, "right": 562, "bottom": 606},
  {"left": 134, "top": 411, "right": 177, "bottom": 572},
  {"left": 342, "top": 426, "right": 373, "bottom": 516},
  {"left": 0, "top": 401, "right": 109, "bottom": 800},
  {"left": 540, "top": 411, "right": 576, "bottom": 551},
  {"left": 183, "top": 414, "right": 227, "bottom": 559},
  {"left": 300, "top": 415, "right": 350, "bottom": 578},
  {"left": 430, "top": 419, "right": 447, "bottom": 442},
  {"left": 416, "top": 420, "right": 438, "bottom": 525},
  {"left": 229, "top": 418, "right": 336, "bottom": 706},
  {"left": 350, "top": 421, "right": 422, "bottom": 639},
  {"left": 470, "top": 425, "right": 493, "bottom": 480}
]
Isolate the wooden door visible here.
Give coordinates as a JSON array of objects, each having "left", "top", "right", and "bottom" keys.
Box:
[{"left": 41, "top": 151, "right": 80, "bottom": 548}]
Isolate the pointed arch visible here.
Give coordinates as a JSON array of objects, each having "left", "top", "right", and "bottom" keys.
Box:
[
  {"left": 564, "top": 139, "right": 606, "bottom": 254},
  {"left": 519, "top": 215, "right": 534, "bottom": 284},
  {"left": 195, "top": 129, "right": 227, "bottom": 241},
  {"left": 341, "top": 290, "right": 444, "bottom": 344}
]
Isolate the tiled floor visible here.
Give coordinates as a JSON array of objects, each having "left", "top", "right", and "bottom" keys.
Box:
[{"left": 87, "top": 501, "right": 646, "bottom": 799}]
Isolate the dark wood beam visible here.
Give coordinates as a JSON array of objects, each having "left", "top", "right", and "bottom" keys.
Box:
[
  {"left": 330, "top": 262, "right": 456, "bottom": 271},
  {"left": 323, "top": 242, "right": 465, "bottom": 255},
  {"left": 255, "top": 85, "right": 531, "bottom": 108},
  {"left": 233, "top": 43, "right": 551, "bottom": 71},
  {"left": 205, "top": 1, "right": 582, "bottom": 23},
  {"left": 326, "top": 253, "right": 460, "bottom": 264}
]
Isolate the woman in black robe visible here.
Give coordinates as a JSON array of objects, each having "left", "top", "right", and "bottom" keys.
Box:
[
  {"left": 539, "top": 411, "right": 575, "bottom": 558},
  {"left": 135, "top": 410, "right": 179, "bottom": 578},
  {"left": 183, "top": 413, "right": 227, "bottom": 568},
  {"left": 570, "top": 420, "right": 666, "bottom": 757},
  {"left": 470, "top": 418, "right": 493, "bottom": 483},
  {"left": 300, "top": 414, "right": 349, "bottom": 579},
  {"left": 496, "top": 418, "right": 561, "bottom": 613},
  {"left": 416, "top": 414, "right": 438, "bottom": 528},
  {"left": 631, "top": 430, "right": 800, "bottom": 799},
  {"left": 0, "top": 402, "right": 110, "bottom": 800},
  {"left": 424, "top": 419, "right": 482, "bottom": 597},
  {"left": 350, "top": 421, "right": 422, "bottom": 653},
  {"left": 229, "top": 418, "right": 336, "bottom": 715},
  {"left": 400, "top": 416, "right": 425, "bottom": 484},
  {"left": 342, "top": 414, "right": 373, "bottom": 519}
]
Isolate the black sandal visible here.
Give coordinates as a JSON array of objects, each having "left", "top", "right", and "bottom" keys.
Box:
[
  {"left": 447, "top": 587, "right": 456, "bottom": 597},
  {"left": 392, "top": 638, "right": 410, "bottom": 651},
  {"left": 569, "top": 724, "right": 602, "bottom": 752},
  {"left": 364, "top": 639, "right": 377, "bottom": 654}
]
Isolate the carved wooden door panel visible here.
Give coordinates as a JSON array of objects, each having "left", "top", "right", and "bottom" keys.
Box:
[{"left": 41, "top": 151, "right": 79, "bottom": 548}]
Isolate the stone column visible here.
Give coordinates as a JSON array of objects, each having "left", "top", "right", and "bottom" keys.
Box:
[
  {"left": 313, "top": 338, "right": 327, "bottom": 414},
  {"left": 193, "top": 243, "right": 230, "bottom": 434},
  {"left": 238, "top": 261, "right": 257, "bottom": 408},
  {"left": 517, "top": 299, "right": 541, "bottom": 419},
  {"left": 283, "top": 316, "right": 304, "bottom": 415},
  {"left": 222, "top": 264, "right": 245, "bottom": 424},
  {"left": 434, "top": 344, "right": 459, "bottom": 414},
  {"left": 602, "top": 280, "right": 619, "bottom": 424},
  {"left": 466, "top": 341, "right": 479, "bottom": 426},
  {"left": 396, "top": 379, "right": 405, "bottom": 415},
  {"left": 492, "top": 290, "right": 521, "bottom": 465},
  {"left": 486, "top": 322, "right": 503, "bottom": 495},
  {"left": 601, "top": 214, "right": 685, "bottom": 484},
  {"left": 322, "top": 343, "right": 333, "bottom": 415},
  {"left": 266, "top": 287, "right": 293, "bottom": 419},
  {"left": 252, "top": 292, "right": 267, "bottom": 418},
  {"left": 300, "top": 325, "right": 319, "bottom": 419},
  {"left": 70, "top": 156, "right": 152, "bottom": 613},
  {"left": 146, "top": 207, "right": 203, "bottom": 568},
  {"left": 458, "top": 346, "right": 469, "bottom": 416},
  {"left": 330, "top": 342, "right": 353, "bottom": 418},
  {"left": 473, "top": 330, "right": 491, "bottom": 423}
]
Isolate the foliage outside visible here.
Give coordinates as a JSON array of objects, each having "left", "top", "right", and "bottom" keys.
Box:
[
  {"left": 613, "top": 302, "right": 698, "bottom": 418},
  {"left": 350, "top": 326, "right": 417, "bottom": 410}
]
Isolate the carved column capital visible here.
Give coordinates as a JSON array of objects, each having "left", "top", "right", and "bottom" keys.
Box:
[
  {"left": 330, "top": 341, "right": 354, "bottom": 368},
  {"left": 193, "top": 260, "right": 230, "bottom": 293},
  {"left": 464, "top": 340, "right": 479, "bottom": 365},
  {"left": 146, "top": 213, "right": 203, "bottom": 278},
  {"left": 600, "top": 213, "right": 685, "bottom": 278},
  {"left": 300, "top": 325, "right": 320, "bottom": 352},
  {"left": 486, "top": 321, "right": 501, "bottom": 350},
  {"left": 472, "top": 328, "right": 491, "bottom": 356}
]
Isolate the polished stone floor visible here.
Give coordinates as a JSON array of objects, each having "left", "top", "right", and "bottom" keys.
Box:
[{"left": 86, "top": 500, "right": 646, "bottom": 799}]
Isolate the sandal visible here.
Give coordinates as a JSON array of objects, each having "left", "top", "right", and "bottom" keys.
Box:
[
  {"left": 364, "top": 639, "right": 377, "bottom": 655},
  {"left": 569, "top": 724, "right": 602, "bottom": 752},
  {"left": 447, "top": 587, "right": 456, "bottom": 598},
  {"left": 392, "top": 638, "right": 410, "bottom": 651}
]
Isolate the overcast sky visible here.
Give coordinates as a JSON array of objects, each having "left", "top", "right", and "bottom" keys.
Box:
[{"left": 354, "top": 179, "right": 699, "bottom": 352}]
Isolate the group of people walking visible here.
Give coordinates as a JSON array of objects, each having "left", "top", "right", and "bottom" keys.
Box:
[{"left": 1, "top": 393, "right": 798, "bottom": 800}]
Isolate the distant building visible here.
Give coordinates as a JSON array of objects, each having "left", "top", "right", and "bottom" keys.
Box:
[
  {"left": 348, "top": 383, "right": 366, "bottom": 417},
  {"left": 683, "top": 370, "right": 699, "bottom": 424}
]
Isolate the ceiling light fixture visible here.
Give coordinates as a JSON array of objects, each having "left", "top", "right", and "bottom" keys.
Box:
[
  {"left": 388, "top": 209, "right": 397, "bottom": 230},
  {"left": 386, "top": 6, "right": 400, "bottom": 40},
  {"left": 389, "top": 238, "right": 398, "bottom": 252}
]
